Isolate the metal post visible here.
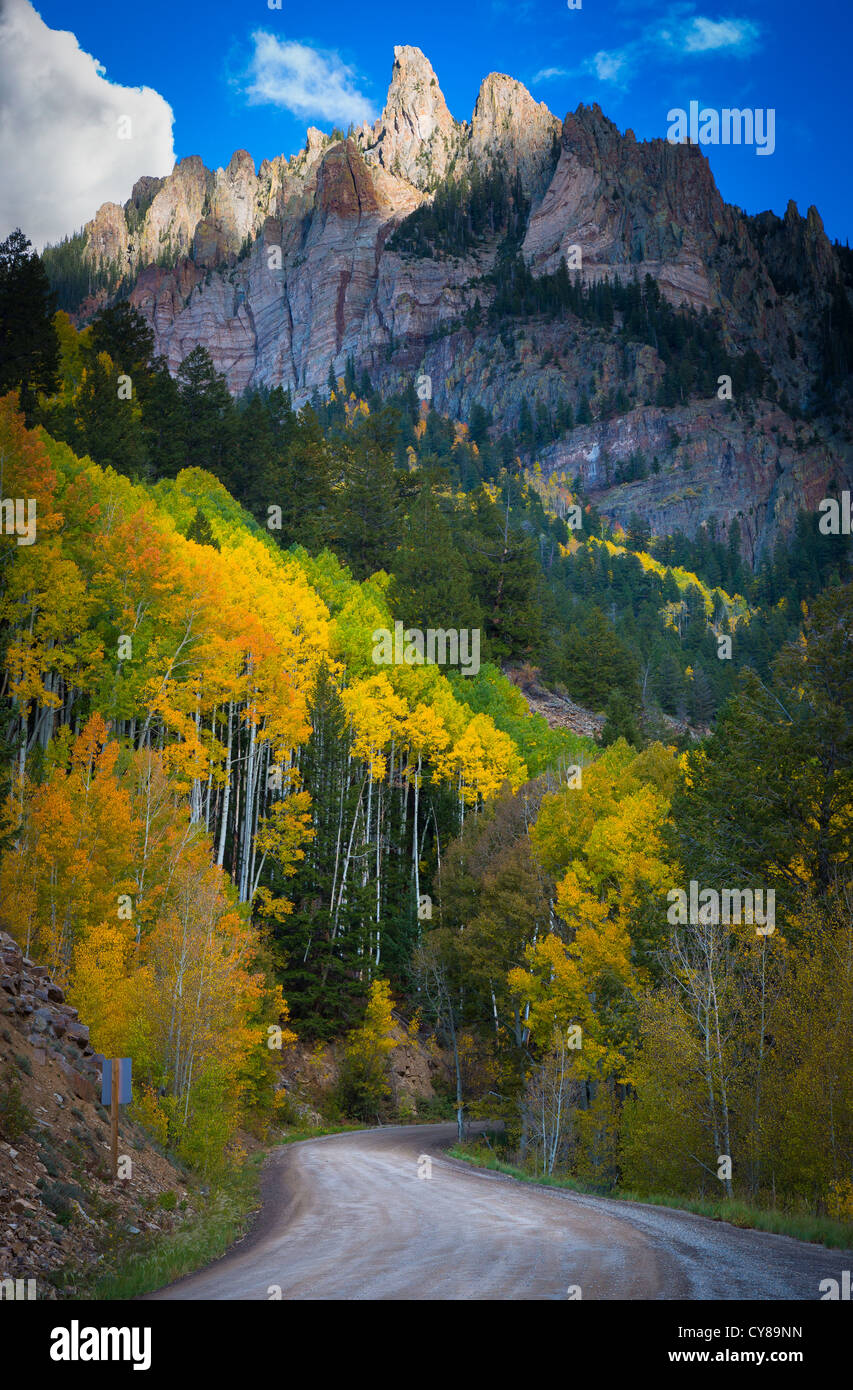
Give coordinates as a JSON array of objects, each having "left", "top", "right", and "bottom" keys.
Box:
[{"left": 111, "top": 1057, "right": 119, "bottom": 1181}]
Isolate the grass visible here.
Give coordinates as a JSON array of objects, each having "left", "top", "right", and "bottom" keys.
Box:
[
  {"left": 449, "top": 1143, "right": 853, "bottom": 1251},
  {"left": 278, "top": 1121, "right": 363, "bottom": 1145},
  {"left": 0, "top": 1070, "right": 32, "bottom": 1141},
  {"left": 69, "top": 1155, "right": 266, "bottom": 1301},
  {"left": 62, "top": 1122, "right": 363, "bottom": 1299}
]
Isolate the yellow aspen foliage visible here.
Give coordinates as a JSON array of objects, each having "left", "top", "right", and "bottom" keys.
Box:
[
  {"left": 401, "top": 702, "right": 451, "bottom": 786},
  {"left": 0, "top": 713, "right": 136, "bottom": 981},
  {"left": 452, "top": 713, "right": 524, "bottom": 804},
  {"left": 509, "top": 929, "right": 635, "bottom": 1082},
  {"left": 254, "top": 789, "right": 314, "bottom": 921},
  {"left": 339, "top": 979, "right": 399, "bottom": 1120},
  {"left": 342, "top": 673, "right": 407, "bottom": 777},
  {"left": 69, "top": 918, "right": 156, "bottom": 1065}
]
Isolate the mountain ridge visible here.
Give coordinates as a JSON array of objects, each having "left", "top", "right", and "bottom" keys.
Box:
[{"left": 41, "top": 45, "right": 853, "bottom": 562}]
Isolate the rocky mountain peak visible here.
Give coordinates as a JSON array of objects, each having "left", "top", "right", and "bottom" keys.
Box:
[
  {"left": 306, "top": 127, "right": 327, "bottom": 158},
  {"left": 47, "top": 45, "right": 852, "bottom": 567},
  {"left": 362, "top": 44, "right": 459, "bottom": 189},
  {"left": 126, "top": 175, "right": 165, "bottom": 216},
  {"left": 225, "top": 149, "right": 256, "bottom": 180},
  {"left": 469, "top": 72, "right": 561, "bottom": 201}
]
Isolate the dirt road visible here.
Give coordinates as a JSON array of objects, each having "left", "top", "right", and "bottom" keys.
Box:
[{"left": 149, "top": 1123, "right": 851, "bottom": 1300}]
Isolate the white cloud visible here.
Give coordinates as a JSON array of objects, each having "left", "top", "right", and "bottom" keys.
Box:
[
  {"left": 243, "top": 32, "right": 376, "bottom": 126},
  {"left": 680, "top": 16, "right": 758, "bottom": 53},
  {"left": 532, "top": 67, "right": 571, "bottom": 83},
  {"left": 568, "top": 9, "right": 761, "bottom": 86},
  {"left": 590, "top": 50, "right": 631, "bottom": 84},
  {"left": 0, "top": 0, "right": 175, "bottom": 250}
]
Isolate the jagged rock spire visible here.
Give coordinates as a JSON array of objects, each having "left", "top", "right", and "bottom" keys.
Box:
[{"left": 361, "top": 45, "right": 460, "bottom": 189}]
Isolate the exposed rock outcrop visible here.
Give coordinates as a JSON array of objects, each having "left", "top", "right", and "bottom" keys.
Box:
[{"left": 55, "top": 46, "right": 853, "bottom": 562}]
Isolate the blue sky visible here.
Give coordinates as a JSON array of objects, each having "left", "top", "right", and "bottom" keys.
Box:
[{"left": 6, "top": 0, "right": 853, "bottom": 246}]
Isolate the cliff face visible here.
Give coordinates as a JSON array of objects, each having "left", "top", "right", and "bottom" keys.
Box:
[
  {"left": 69, "top": 46, "right": 852, "bottom": 560},
  {"left": 538, "top": 402, "right": 842, "bottom": 569}
]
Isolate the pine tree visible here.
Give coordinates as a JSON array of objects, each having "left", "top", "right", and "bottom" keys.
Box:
[
  {"left": 390, "top": 484, "right": 482, "bottom": 632},
  {"left": 74, "top": 351, "right": 149, "bottom": 480},
  {"left": 176, "top": 347, "right": 236, "bottom": 480},
  {"left": 627, "top": 512, "right": 651, "bottom": 552},
  {"left": 185, "top": 507, "right": 220, "bottom": 549},
  {"left": 331, "top": 415, "right": 401, "bottom": 579},
  {"left": 0, "top": 230, "right": 59, "bottom": 421},
  {"left": 89, "top": 302, "right": 156, "bottom": 381}
]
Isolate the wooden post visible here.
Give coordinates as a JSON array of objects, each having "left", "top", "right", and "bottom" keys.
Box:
[{"left": 111, "top": 1058, "right": 119, "bottom": 1181}]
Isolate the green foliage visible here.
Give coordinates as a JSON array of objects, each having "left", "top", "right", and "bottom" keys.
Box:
[
  {"left": 40, "top": 1179, "right": 87, "bottom": 1225},
  {"left": 600, "top": 689, "right": 642, "bottom": 748},
  {"left": 335, "top": 980, "right": 399, "bottom": 1120},
  {"left": 491, "top": 266, "right": 765, "bottom": 404},
  {"left": 184, "top": 506, "right": 220, "bottom": 549},
  {"left": 89, "top": 301, "right": 156, "bottom": 379},
  {"left": 42, "top": 231, "right": 125, "bottom": 313},
  {"left": 670, "top": 582, "right": 853, "bottom": 908},
  {"left": 557, "top": 606, "right": 641, "bottom": 711},
  {"left": 164, "top": 1066, "right": 239, "bottom": 1178},
  {"left": 0, "top": 229, "right": 60, "bottom": 420},
  {"left": 388, "top": 161, "right": 528, "bottom": 259},
  {"left": 448, "top": 662, "right": 591, "bottom": 775},
  {"left": 0, "top": 1068, "right": 32, "bottom": 1140},
  {"left": 80, "top": 1157, "right": 263, "bottom": 1300}
]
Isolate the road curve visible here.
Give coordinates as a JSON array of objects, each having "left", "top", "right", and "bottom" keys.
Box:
[{"left": 148, "top": 1123, "right": 851, "bottom": 1300}]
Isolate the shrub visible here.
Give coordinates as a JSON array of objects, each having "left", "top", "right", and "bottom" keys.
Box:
[
  {"left": 0, "top": 1070, "right": 32, "bottom": 1141},
  {"left": 41, "top": 1180, "right": 87, "bottom": 1225},
  {"left": 129, "top": 1085, "right": 169, "bottom": 1147},
  {"left": 335, "top": 981, "right": 399, "bottom": 1122}
]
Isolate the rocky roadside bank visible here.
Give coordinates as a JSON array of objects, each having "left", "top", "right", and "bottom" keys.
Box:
[{"left": 0, "top": 931, "right": 191, "bottom": 1299}]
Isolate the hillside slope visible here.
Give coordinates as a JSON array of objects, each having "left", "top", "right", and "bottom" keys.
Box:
[{"left": 0, "top": 932, "right": 191, "bottom": 1296}]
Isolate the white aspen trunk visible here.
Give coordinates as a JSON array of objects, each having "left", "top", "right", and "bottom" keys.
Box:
[
  {"left": 250, "top": 852, "right": 268, "bottom": 902},
  {"left": 330, "top": 776, "right": 365, "bottom": 946},
  {"left": 316, "top": 766, "right": 346, "bottom": 965},
  {"left": 709, "top": 969, "right": 734, "bottom": 1198},
  {"left": 248, "top": 732, "right": 268, "bottom": 903},
  {"left": 216, "top": 702, "right": 233, "bottom": 868},
  {"left": 239, "top": 707, "right": 257, "bottom": 901},
  {"left": 204, "top": 709, "right": 215, "bottom": 834},
  {"left": 374, "top": 777, "right": 382, "bottom": 968},
  {"left": 190, "top": 702, "right": 202, "bottom": 823},
  {"left": 412, "top": 755, "right": 421, "bottom": 921}
]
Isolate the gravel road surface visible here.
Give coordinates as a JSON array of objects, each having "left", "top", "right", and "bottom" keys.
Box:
[{"left": 148, "top": 1123, "right": 851, "bottom": 1300}]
